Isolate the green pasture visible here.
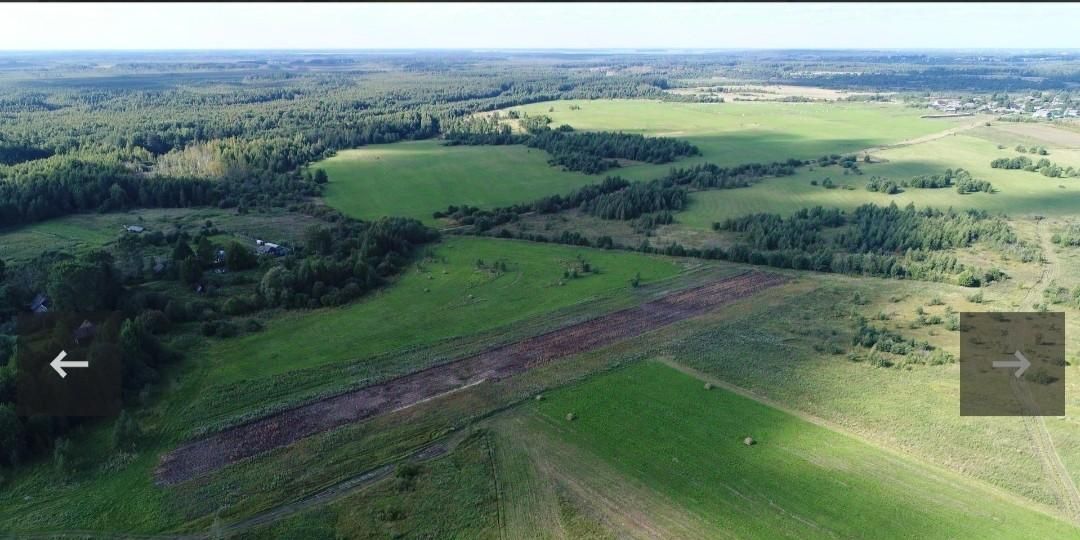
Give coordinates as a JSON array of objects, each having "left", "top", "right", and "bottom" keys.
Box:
[
  {"left": 318, "top": 140, "right": 596, "bottom": 222},
  {"left": 319, "top": 100, "right": 964, "bottom": 222},
  {"left": 527, "top": 361, "right": 1078, "bottom": 539},
  {"left": 200, "top": 236, "right": 683, "bottom": 385},
  {"left": 504, "top": 99, "right": 969, "bottom": 180},
  {"left": 678, "top": 132, "right": 1080, "bottom": 229}
]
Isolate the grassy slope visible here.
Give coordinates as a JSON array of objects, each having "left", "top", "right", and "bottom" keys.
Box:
[
  {"left": 200, "top": 236, "right": 683, "bottom": 385},
  {"left": 319, "top": 141, "right": 595, "bottom": 223},
  {"left": 528, "top": 361, "right": 1078, "bottom": 539},
  {"left": 679, "top": 129, "right": 1080, "bottom": 229}
]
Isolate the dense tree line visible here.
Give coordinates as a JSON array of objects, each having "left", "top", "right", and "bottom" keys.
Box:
[
  {"left": 990, "top": 155, "right": 1078, "bottom": 178},
  {"left": 866, "top": 168, "right": 992, "bottom": 195},
  {"left": 523, "top": 130, "right": 699, "bottom": 174},
  {"left": 437, "top": 158, "right": 800, "bottom": 232},
  {"left": 484, "top": 202, "right": 1019, "bottom": 286},
  {"left": 445, "top": 116, "right": 699, "bottom": 174}
]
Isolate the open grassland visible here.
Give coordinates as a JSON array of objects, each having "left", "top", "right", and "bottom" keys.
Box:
[
  {"left": 502, "top": 99, "right": 971, "bottom": 181},
  {"left": 521, "top": 361, "right": 1079, "bottom": 539},
  {"left": 319, "top": 140, "right": 596, "bottom": 222},
  {"left": 319, "top": 100, "right": 964, "bottom": 222},
  {"left": 198, "top": 236, "right": 683, "bottom": 386},
  {"left": 679, "top": 129, "right": 1080, "bottom": 229}
]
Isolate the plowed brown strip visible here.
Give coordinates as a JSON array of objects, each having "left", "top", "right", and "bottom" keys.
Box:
[{"left": 154, "top": 270, "right": 786, "bottom": 485}]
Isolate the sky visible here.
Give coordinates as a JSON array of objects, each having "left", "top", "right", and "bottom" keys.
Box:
[{"left": 1, "top": 2, "right": 1078, "bottom": 51}]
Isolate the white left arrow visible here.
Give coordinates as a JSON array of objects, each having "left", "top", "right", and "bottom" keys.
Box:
[{"left": 50, "top": 351, "right": 88, "bottom": 379}]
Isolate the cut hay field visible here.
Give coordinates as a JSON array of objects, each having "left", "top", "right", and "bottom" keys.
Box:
[
  {"left": 678, "top": 129, "right": 1080, "bottom": 229},
  {"left": 318, "top": 140, "right": 596, "bottom": 222},
  {"left": 517, "top": 361, "right": 1079, "bottom": 539}
]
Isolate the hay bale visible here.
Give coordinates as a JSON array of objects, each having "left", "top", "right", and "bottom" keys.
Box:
[
  {"left": 704, "top": 382, "right": 713, "bottom": 390},
  {"left": 565, "top": 412, "right": 576, "bottom": 421},
  {"left": 535, "top": 394, "right": 544, "bottom": 401},
  {"left": 743, "top": 436, "right": 755, "bottom": 446}
]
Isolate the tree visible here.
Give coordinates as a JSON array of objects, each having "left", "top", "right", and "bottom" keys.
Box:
[
  {"left": 304, "top": 225, "right": 333, "bottom": 256},
  {"left": 53, "top": 437, "right": 73, "bottom": 476},
  {"left": 0, "top": 404, "right": 22, "bottom": 467},
  {"left": 178, "top": 257, "right": 203, "bottom": 285},
  {"left": 112, "top": 410, "right": 142, "bottom": 452},
  {"left": 171, "top": 239, "right": 194, "bottom": 263},
  {"left": 196, "top": 236, "right": 216, "bottom": 266},
  {"left": 312, "top": 168, "right": 329, "bottom": 184},
  {"left": 0, "top": 257, "right": 5, "bottom": 281},
  {"left": 225, "top": 241, "right": 258, "bottom": 271},
  {"left": 46, "top": 252, "right": 122, "bottom": 312}
]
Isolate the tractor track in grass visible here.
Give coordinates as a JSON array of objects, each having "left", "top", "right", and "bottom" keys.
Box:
[{"left": 154, "top": 270, "right": 788, "bottom": 486}]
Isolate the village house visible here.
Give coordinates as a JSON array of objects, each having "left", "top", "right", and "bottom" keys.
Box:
[
  {"left": 256, "top": 239, "right": 288, "bottom": 257},
  {"left": 29, "top": 293, "right": 49, "bottom": 314},
  {"left": 73, "top": 320, "right": 96, "bottom": 344}
]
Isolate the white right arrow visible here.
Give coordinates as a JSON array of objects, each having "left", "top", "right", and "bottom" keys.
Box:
[
  {"left": 50, "top": 350, "right": 89, "bottom": 379},
  {"left": 992, "top": 350, "right": 1031, "bottom": 378}
]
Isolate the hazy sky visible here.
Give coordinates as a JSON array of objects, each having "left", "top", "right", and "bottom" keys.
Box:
[{"left": 2, "top": 3, "right": 1078, "bottom": 50}]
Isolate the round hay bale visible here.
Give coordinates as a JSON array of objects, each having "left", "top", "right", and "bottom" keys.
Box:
[
  {"left": 704, "top": 382, "right": 713, "bottom": 390},
  {"left": 565, "top": 412, "right": 576, "bottom": 422},
  {"left": 743, "top": 436, "right": 756, "bottom": 446},
  {"left": 535, "top": 394, "right": 544, "bottom": 401},
  {"left": 423, "top": 288, "right": 430, "bottom": 293}
]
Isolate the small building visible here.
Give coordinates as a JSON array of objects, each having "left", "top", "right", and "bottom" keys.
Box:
[
  {"left": 124, "top": 225, "right": 145, "bottom": 233},
  {"left": 29, "top": 293, "right": 49, "bottom": 314},
  {"left": 73, "top": 320, "right": 96, "bottom": 344},
  {"left": 213, "top": 249, "right": 227, "bottom": 265},
  {"left": 256, "top": 240, "right": 288, "bottom": 257}
]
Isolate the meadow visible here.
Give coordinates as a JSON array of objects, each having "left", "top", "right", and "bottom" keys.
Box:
[
  {"left": 318, "top": 100, "right": 965, "bottom": 222},
  {"left": 678, "top": 128, "right": 1080, "bottom": 228},
  {"left": 521, "top": 361, "right": 1079, "bottom": 538},
  {"left": 319, "top": 141, "right": 596, "bottom": 223},
  {"left": 503, "top": 99, "right": 971, "bottom": 180},
  {"left": 198, "top": 236, "right": 684, "bottom": 385}
]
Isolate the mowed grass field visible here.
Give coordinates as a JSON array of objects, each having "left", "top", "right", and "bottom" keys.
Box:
[
  {"left": 521, "top": 361, "right": 1079, "bottom": 539},
  {"left": 319, "top": 140, "right": 596, "bottom": 222},
  {"left": 678, "top": 129, "right": 1080, "bottom": 229},
  {"left": 319, "top": 100, "right": 963, "bottom": 222}
]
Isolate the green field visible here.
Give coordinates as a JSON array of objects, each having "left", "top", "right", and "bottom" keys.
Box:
[
  {"left": 319, "top": 100, "right": 964, "bottom": 222},
  {"left": 319, "top": 140, "right": 596, "bottom": 222},
  {"left": 523, "top": 361, "right": 1078, "bottom": 538},
  {"left": 199, "top": 236, "right": 683, "bottom": 386},
  {"left": 679, "top": 130, "right": 1080, "bottom": 228},
  {"left": 504, "top": 99, "right": 970, "bottom": 180}
]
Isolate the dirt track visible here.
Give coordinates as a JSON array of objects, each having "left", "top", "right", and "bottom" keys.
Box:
[{"left": 155, "top": 271, "right": 786, "bottom": 486}]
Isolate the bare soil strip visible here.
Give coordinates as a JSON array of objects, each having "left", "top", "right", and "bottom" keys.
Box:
[{"left": 154, "top": 271, "right": 787, "bottom": 486}]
